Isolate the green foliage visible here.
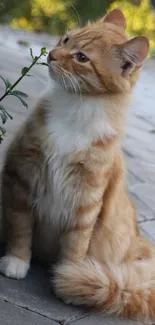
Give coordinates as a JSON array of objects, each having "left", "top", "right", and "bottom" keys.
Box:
[
  {"left": 0, "top": 47, "right": 48, "bottom": 142},
  {"left": 0, "top": 0, "right": 113, "bottom": 34},
  {"left": 7, "top": 0, "right": 75, "bottom": 34},
  {"left": 72, "top": 0, "right": 112, "bottom": 25},
  {"left": 109, "top": 0, "right": 155, "bottom": 51},
  {"left": 1, "top": 0, "right": 154, "bottom": 50}
]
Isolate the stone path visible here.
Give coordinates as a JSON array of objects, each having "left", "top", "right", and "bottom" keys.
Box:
[{"left": 0, "top": 27, "right": 155, "bottom": 324}]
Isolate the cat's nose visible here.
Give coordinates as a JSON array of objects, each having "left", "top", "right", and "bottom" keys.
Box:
[{"left": 48, "top": 51, "right": 57, "bottom": 62}]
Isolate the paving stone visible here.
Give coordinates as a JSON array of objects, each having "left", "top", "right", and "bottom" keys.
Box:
[
  {"left": 124, "top": 138, "right": 155, "bottom": 163},
  {"left": 128, "top": 121, "right": 154, "bottom": 138},
  {"left": 0, "top": 300, "right": 58, "bottom": 325},
  {"left": 140, "top": 221, "right": 155, "bottom": 243},
  {"left": 129, "top": 184, "right": 155, "bottom": 214},
  {"left": 125, "top": 156, "right": 155, "bottom": 184},
  {"left": 0, "top": 265, "right": 86, "bottom": 323},
  {"left": 127, "top": 114, "right": 153, "bottom": 133},
  {"left": 126, "top": 170, "right": 141, "bottom": 187},
  {"left": 128, "top": 191, "right": 154, "bottom": 223},
  {"left": 126, "top": 124, "right": 155, "bottom": 150},
  {"left": 68, "top": 314, "right": 143, "bottom": 325}
]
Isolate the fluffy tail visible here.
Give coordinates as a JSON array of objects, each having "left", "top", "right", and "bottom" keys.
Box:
[{"left": 53, "top": 258, "right": 155, "bottom": 319}]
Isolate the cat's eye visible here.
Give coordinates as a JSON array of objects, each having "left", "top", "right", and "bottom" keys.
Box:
[
  {"left": 63, "top": 36, "right": 69, "bottom": 44},
  {"left": 73, "top": 52, "right": 89, "bottom": 63}
]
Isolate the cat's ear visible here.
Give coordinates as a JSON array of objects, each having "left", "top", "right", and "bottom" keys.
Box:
[
  {"left": 101, "top": 9, "right": 126, "bottom": 30},
  {"left": 115, "top": 36, "right": 149, "bottom": 76}
]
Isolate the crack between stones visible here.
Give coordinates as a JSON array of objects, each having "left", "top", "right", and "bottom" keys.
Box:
[{"left": 0, "top": 295, "right": 61, "bottom": 324}]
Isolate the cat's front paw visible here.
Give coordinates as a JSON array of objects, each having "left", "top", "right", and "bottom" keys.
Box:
[{"left": 0, "top": 254, "right": 29, "bottom": 279}]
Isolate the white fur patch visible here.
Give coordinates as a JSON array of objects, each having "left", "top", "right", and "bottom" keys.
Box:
[
  {"left": 0, "top": 255, "right": 30, "bottom": 279},
  {"left": 45, "top": 84, "right": 116, "bottom": 156},
  {"left": 30, "top": 83, "right": 117, "bottom": 242}
]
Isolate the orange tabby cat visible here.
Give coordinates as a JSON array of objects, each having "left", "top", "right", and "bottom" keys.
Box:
[{"left": 0, "top": 8, "right": 154, "bottom": 320}]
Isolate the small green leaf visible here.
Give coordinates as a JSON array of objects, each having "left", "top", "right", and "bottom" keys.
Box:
[
  {"left": 21, "top": 67, "right": 29, "bottom": 75},
  {"left": 5, "top": 79, "right": 12, "bottom": 89},
  {"left": 0, "top": 105, "right": 13, "bottom": 120},
  {"left": 0, "top": 126, "right": 6, "bottom": 133},
  {"left": 0, "top": 76, "right": 7, "bottom": 86},
  {"left": 0, "top": 77, "right": 12, "bottom": 90},
  {"left": 0, "top": 112, "right": 7, "bottom": 124},
  {"left": 0, "top": 76, "right": 7, "bottom": 90},
  {"left": 30, "top": 48, "right": 34, "bottom": 59},
  {"left": 0, "top": 126, "right": 5, "bottom": 132},
  {"left": 5, "top": 111, "right": 13, "bottom": 120},
  {"left": 11, "top": 90, "right": 28, "bottom": 98},
  {"left": 150, "top": 129, "right": 155, "bottom": 133},
  {"left": 9, "top": 91, "right": 28, "bottom": 108},
  {"left": 41, "top": 47, "right": 48, "bottom": 56},
  {"left": 38, "top": 62, "right": 49, "bottom": 66},
  {"left": 0, "top": 126, "right": 6, "bottom": 143},
  {"left": 15, "top": 95, "right": 28, "bottom": 108},
  {"left": 18, "top": 97, "right": 28, "bottom": 108}
]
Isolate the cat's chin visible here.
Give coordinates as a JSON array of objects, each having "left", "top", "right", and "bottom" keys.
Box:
[
  {"left": 48, "top": 66, "right": 84, "bottom": 94},
  {"left": 48, "top": 69, "right": 64, "bottom": 90},
  {"left": 48, "top": 70, "right": 80, "bottom": 94},
  {"left": 48, "top": 66, "right": 57, "bottom": 82}
]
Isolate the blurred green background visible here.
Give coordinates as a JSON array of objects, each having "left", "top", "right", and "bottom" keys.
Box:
[{"left": 0, "top": 0, "right": 155, "bottom": 55}]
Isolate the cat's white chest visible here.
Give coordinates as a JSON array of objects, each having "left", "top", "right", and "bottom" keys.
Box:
[
  {"left": 45, "top": 86, "right": 115, "bottom": 155},
  {"left": 37, "top": 86, "right": 115, "bottom": 229}
]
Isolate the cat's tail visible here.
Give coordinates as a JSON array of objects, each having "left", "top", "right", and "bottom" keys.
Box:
[{"left": 53, "top": 258, "right": 155, "bottom": 319}]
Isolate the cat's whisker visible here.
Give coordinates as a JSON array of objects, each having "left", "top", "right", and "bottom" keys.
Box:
[
  {"left": 66, "top": 4, "right": 82, "bottom": 28},
  {"left": 70, "top": 74, "right": 81, "bottom": 93},
  {"left": 54, "top": 67, "right": 67, "bottom": 90},
  {"left": 66, "top": 71, "right": 81, "bottom": 94},
  {"left": 56, "top": 65, "right": 82, "bottom": 99},
  {"left": 57, "top": 67, "right": 74, "bottom": 93},
  {"left": 67, "top": 74, "right": 78, "bottom": 93},
  {"left": 65, "top": 73, "right": 77, "bottom": 94},
  {"left": 69, "top": 75, "right": 83, "bottom": 107},
  {"left": 62, "top": 72, "right": 73, "bottom": 91},
  {"left": 61, "top": 75, "right": 67, "bottom": 90},
  {"left": 69, "top": 74, "right": 83, "bottom": 104}
]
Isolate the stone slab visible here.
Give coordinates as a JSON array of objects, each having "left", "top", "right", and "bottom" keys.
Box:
[
  {"left": 0, "top": 265, "right": 86, "bottom": 323},
  {"left": 68, "top": 314, "right": 143, "bottom": 325},
  {"left": 0, "top": 300, "right": 58, "bottom": 325},
  {"left": 129, "top": 184, "right": 155, "bottom": 214},
  {"left": 128, "top": 191, "right": 155, "bottom": 223},
  {"left": 140, "top": 220, "right": 155, "bottom": 243}
]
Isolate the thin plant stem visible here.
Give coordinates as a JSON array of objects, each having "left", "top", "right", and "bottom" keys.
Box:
[{"left": 0, "top": 52, "right": 46, "bottom": 103}]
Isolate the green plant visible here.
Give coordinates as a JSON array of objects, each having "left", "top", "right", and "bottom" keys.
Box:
[{"left": 0, "top": 47, "right": 48, "bottom": 143}]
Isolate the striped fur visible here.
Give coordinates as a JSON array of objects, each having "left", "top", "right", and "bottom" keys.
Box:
[{"left": 0, "top": 8, "right": 153, "bottom": 320}]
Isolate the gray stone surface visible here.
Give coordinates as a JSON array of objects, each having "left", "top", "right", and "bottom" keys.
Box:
[
  {"left": 0, "top": 300, "right": 58, "bottom": 325},
  {"left": 69, "top": 314, "right": 144, "bottom": 325},
  {"left": 140, "top": 221, "right": 155, "bottom": 243},
  {"left": 0, "top": 26, "right": 155, "bottom": 325},
  {"left": 0, "top": 265, "right": 86, "bottom": 323}
]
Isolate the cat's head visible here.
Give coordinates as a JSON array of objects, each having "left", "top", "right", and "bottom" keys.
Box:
[{"left": 48, "top": 9, "right": 149, "bottom": 95}]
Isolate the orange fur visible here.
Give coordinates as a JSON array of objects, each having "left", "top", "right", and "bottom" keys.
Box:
[
  {"left": 1, "top": 8, "right": 154, "bottom": 320},
  {"left": 50, "top": 9, "right": 154, "bottom": 321}
]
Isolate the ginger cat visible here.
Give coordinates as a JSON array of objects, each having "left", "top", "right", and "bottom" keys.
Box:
[{"left": 0, "top": 8, "right": 154, "bottom": 320}]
